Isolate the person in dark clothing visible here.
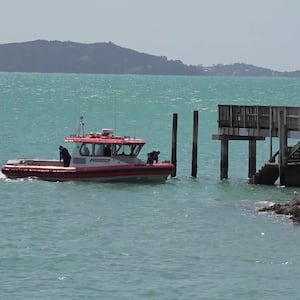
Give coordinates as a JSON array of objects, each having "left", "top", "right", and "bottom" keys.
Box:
[
  {"left": 147, "top": 150, "right": 160, "bottom": 164},
  {"left": 59, "top": 145, "right": 71, "bottom": 167},
  {"left": 151, "top": 151, "right": 160, "bottom": 163},
  {"left": 104, "top": 145, "right": 111, "bottom": 157}
]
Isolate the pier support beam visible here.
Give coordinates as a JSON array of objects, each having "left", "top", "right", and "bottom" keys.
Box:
[
  {"left": 212, "top": 133, "right": 265, "bottom": 182},
  {"left": 269, "top": 106, "right": 273, "bottom": 161},
  {"left": 248, "top": 139, "right": 256, "bottom": 179},
  {"left": 279, "top": 110, "right": 288, "bottom": 186},
  {"left": 220, "top": 138, "right": 229, "bottom": 179}
]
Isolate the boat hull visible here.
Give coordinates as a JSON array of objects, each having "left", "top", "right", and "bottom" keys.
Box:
[{"left": 1, "top": 162, "right": 174, "bottom": 182}]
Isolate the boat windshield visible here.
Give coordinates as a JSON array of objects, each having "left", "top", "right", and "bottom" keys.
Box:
[
  {"left": 115, "top": 144, "right": 142, "bottom": 156},
  {"left": 79, "top": 143, "right": 142, "bottom": 157}
]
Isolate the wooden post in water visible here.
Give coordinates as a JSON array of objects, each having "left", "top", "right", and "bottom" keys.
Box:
[
  {"left": 220, "top": 138, "right": 229, "bottom": 179},
  {"left": 279, "top": 109, "right": 287, "bottom": 186},
  {"left": 248, "top": 139, "right": 256, "bottom": 179},
  {"left": 191, "top": 110, "right": 199, "bottom": 177},
  {"left": 171, "top": 113, "right": 178, "bottom": 177},
  {"left": 269, "top": 106, "right": 273, "bottom": 161}
]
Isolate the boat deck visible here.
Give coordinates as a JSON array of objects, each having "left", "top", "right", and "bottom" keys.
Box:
[{"left": 6, "top": 159, "right": 63, "bottom": 167}]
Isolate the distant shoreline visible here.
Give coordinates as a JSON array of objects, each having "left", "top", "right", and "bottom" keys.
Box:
[{"left": 0, "top": 40, "right": 299, "bottom": 77}]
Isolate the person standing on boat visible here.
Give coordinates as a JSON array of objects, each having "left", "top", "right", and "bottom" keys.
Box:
[
  {"left": 147, "top": 150, "right": 160, "bottom": 164},
  {"left": 59, "top": 145, "right": 71, "bottom": 167},
  {"left": 104, "top": 145, "right": 111, "bottom": 156}
]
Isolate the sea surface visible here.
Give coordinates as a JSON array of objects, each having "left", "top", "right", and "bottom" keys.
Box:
[{"left": 1, "top": 73, "right": 300, "bottom": 299}]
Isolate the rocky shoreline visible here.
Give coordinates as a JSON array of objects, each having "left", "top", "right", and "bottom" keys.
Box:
[{"left": 259, "top": 194, "right": 300, "bottom": 223}]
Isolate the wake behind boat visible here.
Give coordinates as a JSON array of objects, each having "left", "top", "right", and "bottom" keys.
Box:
[{"left": 1, "top": 117, "right": 174, "bottom": 182}]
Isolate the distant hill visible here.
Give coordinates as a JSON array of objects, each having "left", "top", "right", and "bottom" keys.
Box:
[{"left": 0, "top": 40, "right": 299, "bottom": 77}]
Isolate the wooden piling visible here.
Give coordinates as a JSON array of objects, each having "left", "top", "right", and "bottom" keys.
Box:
[
  {"left": 269, "top": 106, "right": 273, "bottom": 161},
  {"left": 171, "top": 113, "right": 178, "bottom": 177},
  {"left": 191, "top": 111, "right": 199, "bottom": 177},
  {"left": 248, "top": 139, "right": 256, "bottom": 179},
  {"left": 279, "top": 109, "right": 287, "bottom": 186},
  {"left": 220, "top": 138, "right": 229, "bottom": 179}
]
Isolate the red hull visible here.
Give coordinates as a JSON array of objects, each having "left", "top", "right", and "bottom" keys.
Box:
[{"left": 1, "top": 163, "right": 174, "bottom": 182}]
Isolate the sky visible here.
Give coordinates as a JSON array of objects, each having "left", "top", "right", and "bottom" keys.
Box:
[{"left": 1, "top": 0, "right": 300, "bottom": 71}]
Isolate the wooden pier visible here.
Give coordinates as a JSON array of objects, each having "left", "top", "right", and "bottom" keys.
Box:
[{"left": 212, "top": 105, "right": 300, "bottom": 186}]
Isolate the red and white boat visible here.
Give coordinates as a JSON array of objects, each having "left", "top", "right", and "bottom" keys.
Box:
[{"left": 1, "top": 117, "right": 174, "bottom": 182}]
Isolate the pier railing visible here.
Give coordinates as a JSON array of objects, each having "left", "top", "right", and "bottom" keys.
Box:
[{"left": 218, "top": 105, "right": 300, "bottom": 138}]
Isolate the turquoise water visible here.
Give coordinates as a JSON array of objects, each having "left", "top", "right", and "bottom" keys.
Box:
[{"left": 2, "top": 73, "right": 300, "bottom": 299}]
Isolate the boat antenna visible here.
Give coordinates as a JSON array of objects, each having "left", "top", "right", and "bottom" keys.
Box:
[
  {"left": 132, "top": 120, "right": 137, "bottom": 139},
  {"left": 114, "top": 97, "right": 117, "bottom": 134},
  {"left": 78, "top": 116, "right": 85, "bottom": 137}
]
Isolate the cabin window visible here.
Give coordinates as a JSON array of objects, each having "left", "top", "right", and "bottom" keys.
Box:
[
  {"left": 115, "top": 144, "right": 142, "bottom": 156},
  {"left": 95, "top": 144, "right": 104, "bottom": 156},
  {"left": 131, "top": 145, "right": 142, "bottom": 156},
  {"left": 94, "top": 144, "right": 111, "bottom": 156},
  {"left": 80, "top": 143, "right": 92, "bottom": 156}
]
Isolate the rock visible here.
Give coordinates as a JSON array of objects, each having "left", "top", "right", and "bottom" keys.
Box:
[
  {"left": 289, "top": 195, "right": 300, "bottom": 207},
  {"left": 258, "top": 195, "right": 300, "bottom": 223}
]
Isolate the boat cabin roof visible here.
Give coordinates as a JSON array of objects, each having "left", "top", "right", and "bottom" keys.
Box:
[{"left": 65, "top": 131, "right": 146, "bottom": 146}]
